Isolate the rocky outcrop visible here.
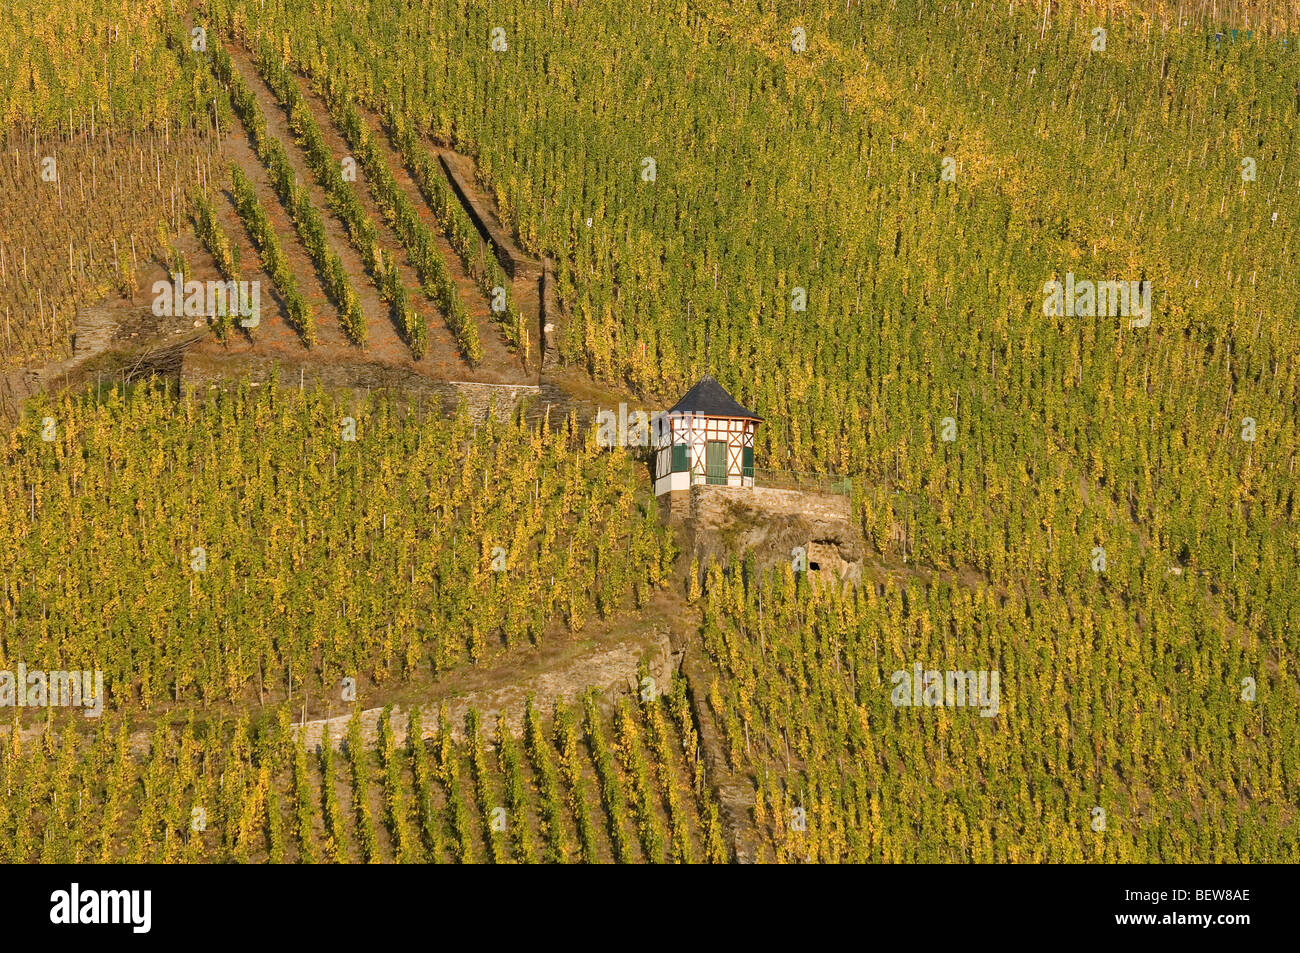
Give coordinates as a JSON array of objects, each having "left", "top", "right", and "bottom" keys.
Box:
[{"left": 667, "top": 484, "right": 864, "bottom": 586}]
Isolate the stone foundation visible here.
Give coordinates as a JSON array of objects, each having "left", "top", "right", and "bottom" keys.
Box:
[{"left": 668, "top": 483, "right": 864, "bottom": 586}]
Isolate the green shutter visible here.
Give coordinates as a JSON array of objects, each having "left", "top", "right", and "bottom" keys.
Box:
[
  {"left": 742, "top": 446, "right": 754, "bottom": 478},
  {"left": 671, "top": 444, "right": 688, "bottom": 472}
]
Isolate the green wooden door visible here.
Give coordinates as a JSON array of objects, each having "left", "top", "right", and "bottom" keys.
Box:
[{"left": 706, "top": 441, "right": 727, "bottom": 484}]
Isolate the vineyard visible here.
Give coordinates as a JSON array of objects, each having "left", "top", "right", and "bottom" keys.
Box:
[
  {"left": 0, "top": 129, "right": 219, "bottom": 370},
  {"left": 0, "top": 693, "right": 727, "bottom": 863},
  {"left": 0, "top": 0, "right": 1296, "bottom": 865},
  {"left": 693, "top": 563, "right": 1299, "bottom": 862},
  {"left": 191, "top": 0, "right": 1300, "bottom": 611},
  {"left": 0, "top": 381, "right": 673, "bottom": 710}
]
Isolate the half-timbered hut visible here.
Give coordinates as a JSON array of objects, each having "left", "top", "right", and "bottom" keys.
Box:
[{"left": 653, "top": 375, "right": 762, "bottom": 496}]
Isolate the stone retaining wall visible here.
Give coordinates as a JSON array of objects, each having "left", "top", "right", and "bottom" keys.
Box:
[
  {"left": 180, "top": 351, "right": 540, "bottom": 421},
  {"left": 293, "top": 628, "right": 676, "bottom": 752},
  {"left": 437, "top": 151, "right": 541, "bottom": 281}
]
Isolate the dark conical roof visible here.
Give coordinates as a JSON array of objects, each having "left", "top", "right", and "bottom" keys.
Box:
[{"left": 668, "top": 375, "right": 763, "bottom": 421}]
